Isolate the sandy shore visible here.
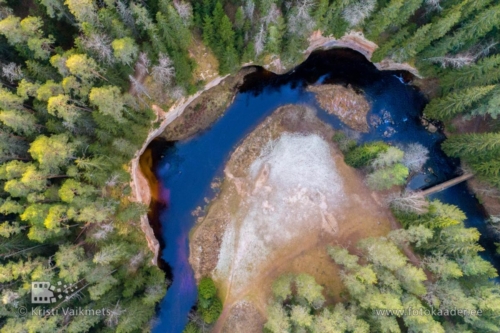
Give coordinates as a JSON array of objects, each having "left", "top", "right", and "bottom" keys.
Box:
[{"left": 188, "top": 105, "right": 397, "bottom": 333}]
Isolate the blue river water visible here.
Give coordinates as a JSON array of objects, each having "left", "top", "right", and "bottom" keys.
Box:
[{"left": 150, "top": 48, "right": 499, "bottom": 332}]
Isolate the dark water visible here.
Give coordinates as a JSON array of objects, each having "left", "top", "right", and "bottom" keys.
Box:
[{"left": 150, "top": 48, "right": 499, "bottom": 332}]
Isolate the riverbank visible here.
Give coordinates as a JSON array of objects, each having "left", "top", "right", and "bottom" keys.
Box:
[
  {"left": 130, "top": 34, "right": 422, "bottom": 266},
  {"left": 262, "top": 30, "right": 421, "bottom": 77},
  {"left": 160, "top": 68, "right": 255, "bottom": 141},
  {"left": 129, "top": 75, "right": 228, "bottom": 265}
]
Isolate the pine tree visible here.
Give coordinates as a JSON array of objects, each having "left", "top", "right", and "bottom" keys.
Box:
[
  {"left": 442, "top": 132, "right": 500, "bottom": 186},
  {"left": 0, "top": 15, "right": 55, "bottom": 59},
  {"left": 421, "top": 3, "right": 500, "bottom": 59},
  {"left": 0, "top": 87, "right": 25, "bottom": 111},
  {"left": 89, "top": 86, "right": 125, "bottom": 122},
  {"left": 65, "top": 54, "right": 103, "bottom": 81},
  {"left": 38, "top": 0, "right": 70, "bottom": 20},
  {"left": 0, "top": 15, "right": 24, "bottom": 45},
  {"left": 295, "top": 273, "right": 325, "bottom": 309},
  {"left": 389, "top": 0, "right": 423, "bottom": 31},
  {"left": 55, "top": 245, "right": 90, "bottom": 282},
  {"left": 290, "top": 305, "right": 313, "bottom": 328},
  {"left": 0, "top": 110, "right": 37, "bottom": 136},
  {"left": 366, "top": 163, "right": 409, "bottom": 190},
  {"left": 64, "top": 0, "right": 97, "bottom": 23},
  {"left": 364, "top": 0, "right": 404, "bottom": 41},
  {"left": 265, "top": 302, "right": 291, "bottom": 333},
  {"left": 470, "top": 88, "right": 500, "bottom": 119},
  {"left": 47, "top": 94, "right": 81, "bottom": 125},
  {"left": 371, "top": 26, "right": 411, "bottom": 63},
  {"left": 22, "top": 16, "right": 54, "bottom": 60},
  {"left": 424, "top": 85, "right": 495, "bottom": 120},
  {"left": 17, "top": 79, "right": 40, "bottom": 99},
  {"left": 439, "top": 55, "right": 500, "bottom": 91},
  {"left": 37, "top": 80, "right": 64, "bottom": 101},
  {"left": 271, "top": 274, "right": 294, "bottom": 301},
  {"left": 28, "top": 134, "right": 76, "bottom": 172},
  {"left": 0, "top": 128, "right": 28, "bottom": 162}
]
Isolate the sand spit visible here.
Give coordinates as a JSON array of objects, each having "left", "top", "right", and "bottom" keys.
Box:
[{"left": 189, "top": 105, "right": 396, "bottom": 332}]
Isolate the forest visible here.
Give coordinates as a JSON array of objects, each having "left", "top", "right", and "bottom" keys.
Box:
[{"left": 0, "top": 0, "right": 499, "bottom": 332}]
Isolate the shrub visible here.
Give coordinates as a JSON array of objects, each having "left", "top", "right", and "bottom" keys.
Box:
[
  {"left": 332, "top": 132, "right": 357, "bottom": 153},
  {"left": 201, "top": 297, "right": 223, "bottom": 324},
  {"left": 183, "top": 322, "right": 200, "bottom": 333},
  {"left": 198, "top": 277, "right": 217, "bottom": 301},
  {"left": 344, "top": 141, "right": 389, "bottom": 168},
  {"left": 366, "top": 163, "right": 409, "bottom": 190},
  {"left": 195, "top": 277, "right": 223, "bottom": 325}
]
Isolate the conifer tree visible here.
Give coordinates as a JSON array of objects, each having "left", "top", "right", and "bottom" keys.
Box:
[
  {"left": 0, "top": 110, "right": 37, "bottom": 136},
  {"left": 64, "top": 0, "right": 97, "bottom": 24},
  {"left": 389, "top": 0, "right": 423, "bottom": 31},
  {"left": 442, "top": 132, "right": 500, "bottom": 186},
  {"left": 89, "top": 86, "right": 125, "bottom": 122},
  {"left": 364, "top": 0, "right": 404, "bottom": 41},
  {"left": 424, "top": 85, "right": 495, "bottom": 119},
  {"left": 470, "top": 88, "right": 500, "bottom": 119},
  {"left": 421, "top": 3, "right": 500, "bottom": 59},
  {"left": 371, "top": 26, "right": 411, "bottom": 62},
  {"left": 29, "top": 134, "right": 75, "bottom": 172},
  {"left": 439, "top": 55, "right": 500, "bottom": 91},
  {"left": 381, "top": 1, "right": 469, "bottom": 62}
]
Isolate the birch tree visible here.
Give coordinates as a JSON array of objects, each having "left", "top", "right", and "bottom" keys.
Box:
[
  {"left": 65, "top": 54, "right": 103, "bottom": 81},
  {"left": 111, "top": 37, "right": 138, "bottom": 66},
  {"left": 152, "top": 53, "right": 175, "bottom": 86},
  {"left": 89, "top": 86, "right": 125, "bottom": 122},
  {"left": 80, "top": 33, "right": 114, "bottom": 64},
  {"left": 402, "top": 143, "right": 429, "bottom": 172}
]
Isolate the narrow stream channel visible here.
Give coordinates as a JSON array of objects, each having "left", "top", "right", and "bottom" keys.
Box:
[{"left": 148, "top": 48, "right": 499, "bottom": 332}]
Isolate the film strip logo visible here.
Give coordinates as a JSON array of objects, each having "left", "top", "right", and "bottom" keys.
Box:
[{"left": 31, "top": 281, "right": 77, "bottom": 304}]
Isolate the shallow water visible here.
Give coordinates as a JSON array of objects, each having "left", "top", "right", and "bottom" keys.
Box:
[{"left": 150, "top": 48, "right": 498, "bottom": 332}]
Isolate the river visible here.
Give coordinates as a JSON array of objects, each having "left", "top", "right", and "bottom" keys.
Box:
[{"left": 148, "top": 48, "right": 499, "bottom": 332}]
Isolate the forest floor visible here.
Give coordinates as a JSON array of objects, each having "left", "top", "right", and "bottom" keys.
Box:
[
  {"left": 189, "top": 35, "right": 220, "bottom": 82},
  {"left": 189, "top": 104, "right": 401, "bottom": 332}
]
